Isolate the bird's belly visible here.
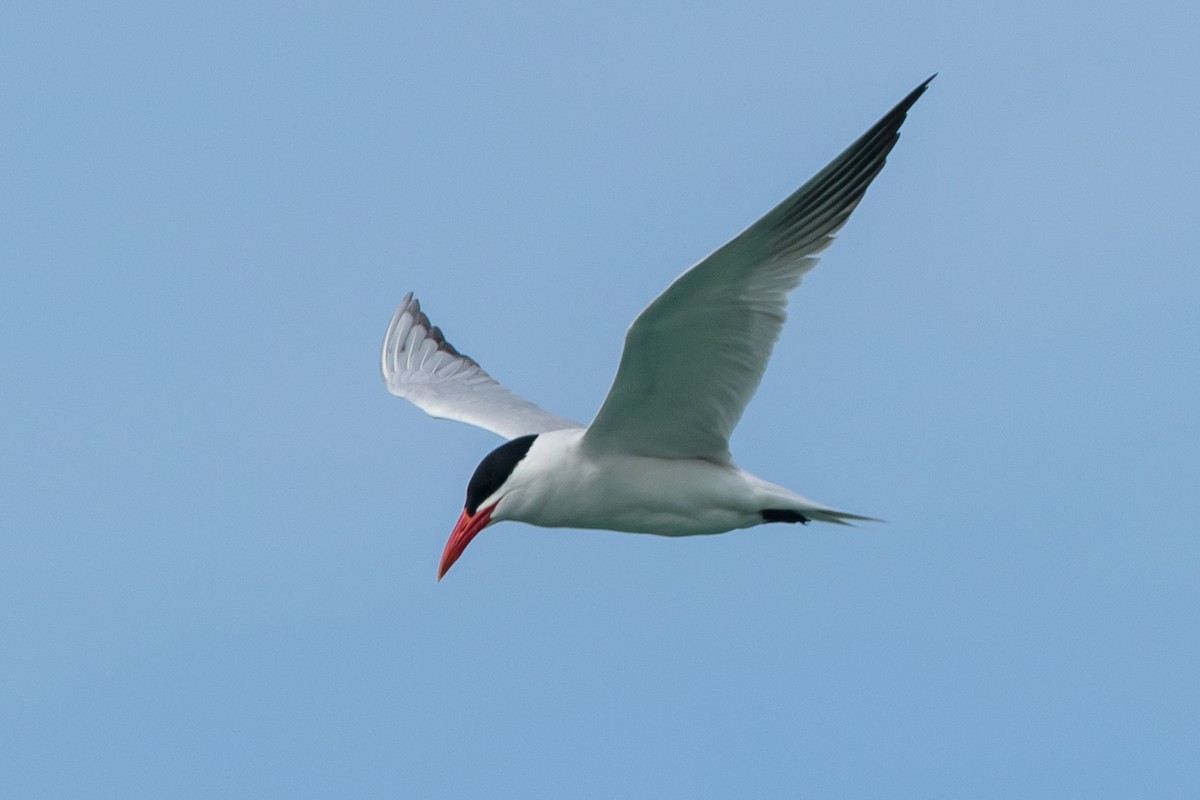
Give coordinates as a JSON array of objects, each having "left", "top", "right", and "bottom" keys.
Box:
[{"left": 518, "top": 458, "right": 763, "bottom": 536}]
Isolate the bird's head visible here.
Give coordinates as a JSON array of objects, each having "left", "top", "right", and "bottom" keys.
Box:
[{"left": 438, "top": 434, "right": 538, "bottom": 580}]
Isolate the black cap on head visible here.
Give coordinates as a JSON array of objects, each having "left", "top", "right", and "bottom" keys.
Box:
[{"left": 465, "top": 434, "right": 537, "bottom": 515}]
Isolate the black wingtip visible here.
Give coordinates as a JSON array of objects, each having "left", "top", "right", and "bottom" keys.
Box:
[
  {"left": 860, "top": 74, "right": 934, "bottom": 149},
  {"left": 894, "top": 73, "right": 937, "bottom": 116}
]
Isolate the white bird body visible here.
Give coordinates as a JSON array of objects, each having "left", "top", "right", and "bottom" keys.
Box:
[
  {"left": 490, "top": 428, "right": 842, "bottom": 536},
  {"left": 380, "top": 76, "right": 933, "bottom": 578}
]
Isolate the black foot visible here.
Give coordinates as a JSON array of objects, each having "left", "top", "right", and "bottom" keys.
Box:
[{"left": 760, "top": 509, "right": 809, "bottom": 524}]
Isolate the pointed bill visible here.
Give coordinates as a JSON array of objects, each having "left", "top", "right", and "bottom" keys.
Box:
[{"left": 438, "top": 505, "right": 495, "bottom": 580}]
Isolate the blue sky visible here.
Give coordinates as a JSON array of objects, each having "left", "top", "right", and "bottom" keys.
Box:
[{"left": 3, "top": 1, "right": 1198, "bottom": 797}]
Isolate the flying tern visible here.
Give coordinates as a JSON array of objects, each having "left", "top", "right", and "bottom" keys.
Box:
[{"left": 381, "top": 76, "right": 933, "bottom": 579}]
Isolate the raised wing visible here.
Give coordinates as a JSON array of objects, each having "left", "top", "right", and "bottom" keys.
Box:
[
  {"left": 584, "top": 76, "right": 933, "bottom": 461},
  {"left": 381, "top": 293, "right": 583, "bottom": 439}
]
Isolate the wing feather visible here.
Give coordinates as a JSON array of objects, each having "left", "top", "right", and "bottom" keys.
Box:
[
  {"left": 381, "top": 293, "right": 583, "bottom": 439},
  {"left": 583, "top": 77, "right": 933, "bottom": 461}
]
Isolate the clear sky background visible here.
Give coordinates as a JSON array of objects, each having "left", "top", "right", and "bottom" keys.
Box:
[{"left": 3, "top": 2, "right": 1198, "bottom": 797}]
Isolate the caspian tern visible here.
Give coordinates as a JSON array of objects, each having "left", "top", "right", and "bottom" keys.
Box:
[{"left": 382, "top": 76, "right": 933, "bottom": 579}]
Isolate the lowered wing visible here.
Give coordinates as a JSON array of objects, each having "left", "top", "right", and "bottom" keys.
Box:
[{"left": 381, "top": 293, "right": 584, "bottom": 440}]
